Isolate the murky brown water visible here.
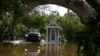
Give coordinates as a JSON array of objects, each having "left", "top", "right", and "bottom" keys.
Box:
[{"left": 0, "top": 42, "right": 77, "bottom": 56}]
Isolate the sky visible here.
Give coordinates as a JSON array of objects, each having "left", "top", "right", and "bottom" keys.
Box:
[{"left": 36, "top": 4, "right": 69, "bottom": 16}]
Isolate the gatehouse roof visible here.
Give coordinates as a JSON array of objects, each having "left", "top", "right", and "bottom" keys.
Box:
[{"left": 45, "top": 22, "right": 62, "bottom": 30}]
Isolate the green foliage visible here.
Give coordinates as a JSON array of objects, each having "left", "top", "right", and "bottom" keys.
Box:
[
  {"left": 0, "top": 12, "right": 13, "bottom": 40},
  {"left": 14, "top": 23, "right": 27, "bottom": 38},
  {"left": 0, "top": 0, "right": 24, "bottom": 40},
  {"left": 57, "top": 14, "right": 85, "bottom": 42},
  {"left": 23, "top": 13, "right": 49, "bottom": 29},
  {"left": 41, "top": 33, "right": 46, "bottom": 39},
  {"left": 57, "top": 13, "right": 99, "bottom": 56}
]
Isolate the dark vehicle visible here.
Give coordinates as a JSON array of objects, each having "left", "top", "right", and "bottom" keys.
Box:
[{"left": 25, "top": 29, "right": 41, "bottom": 42}]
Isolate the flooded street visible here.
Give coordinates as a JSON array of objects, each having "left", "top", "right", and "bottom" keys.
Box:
[{"left": 0, "top": 42, "right": 77, "bottom": 56}]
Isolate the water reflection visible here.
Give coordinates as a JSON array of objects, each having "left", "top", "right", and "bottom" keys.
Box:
[
  {"left": 0, "top": 43, "right": 25, "bottom": 56},
  {"left": 25, "top": 43, "right": 40, "bottom": 56},
  {"left": 45, "top": 43, "right": 60, "bottom": 56},
  {"left": 0, "top": 42, "right": 77, "bottom": 56}
]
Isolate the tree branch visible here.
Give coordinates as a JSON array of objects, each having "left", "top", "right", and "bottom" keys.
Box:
[
  {"left": 86, "top": 0, "right": 100, "bottom": 13},
  {"left": 23, "top": 0, "right": 96, "bottom": 24}
]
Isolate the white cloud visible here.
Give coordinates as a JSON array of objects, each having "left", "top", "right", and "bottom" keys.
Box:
[{"left": 35, "top": 4, "right": 68, "bottom": 16}]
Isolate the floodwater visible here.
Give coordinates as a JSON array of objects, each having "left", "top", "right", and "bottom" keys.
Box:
[{"left": 0, "top": 41, "right": 77, "bottom": 56}]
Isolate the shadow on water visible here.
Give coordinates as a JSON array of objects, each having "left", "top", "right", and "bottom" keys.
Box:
[{"left": 0, "top": 41, "right": 77, "bottom": 56}]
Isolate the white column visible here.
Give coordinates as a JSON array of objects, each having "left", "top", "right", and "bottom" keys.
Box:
[
  {"left": 55, "top": 29, "right": 57, "bottom": 43},
  {"left": 50, "top": 29, "right": 51, "bottom": 43},
  {"left": 58, "top": 28, "right": 59, "bottom": 44},
  {"left": 57, "top": 28, "right": 59, "bottom": 56},
  {"left": 46, "top": 28, "right": 48, "bottom": 42}
]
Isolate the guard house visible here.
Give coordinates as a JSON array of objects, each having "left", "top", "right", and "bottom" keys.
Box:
[{"left": 45, "top": 22, "right": 62, "bottom": 43}]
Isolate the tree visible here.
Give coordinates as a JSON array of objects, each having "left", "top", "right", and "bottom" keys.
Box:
[
  {"left": 0, "top": 0, "right": 24, "bottom": 40},
  {"left": 23, "top": 0, "right": 98, "bottom": 27}
]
